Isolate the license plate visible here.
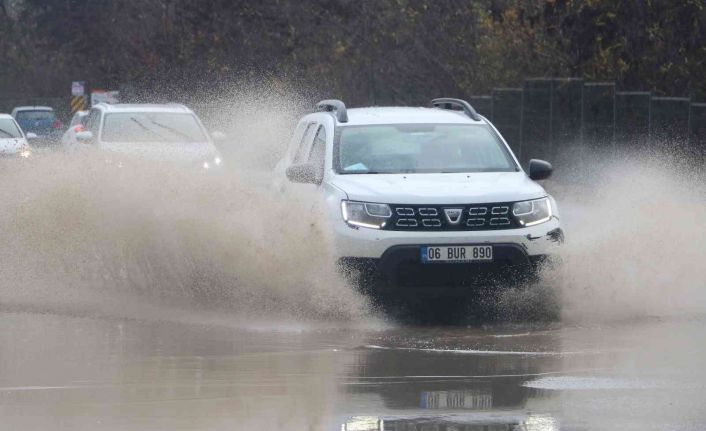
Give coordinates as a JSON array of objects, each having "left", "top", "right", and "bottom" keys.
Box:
[
  {"left": 420, "top": 390, "right": 493, "bottom": 409},
  {"left": 421, "top": 245, "right": 493, "bottom": 263}
]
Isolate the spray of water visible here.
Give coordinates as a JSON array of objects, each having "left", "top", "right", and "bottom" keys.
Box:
[
  {"left": 548, "top": 152, "right": 706, "bottom": 322},
  {"left": 499, "top": 153, "right": 706, "bottom": 322},
  {"left": 481, "top": 148, "right": 706, "bottom": 325},
  {"left": 0, "top": 90, "right": 370, "bottom": 324},
  {"left": 2, "top": 82, "right": 704, "bottom": 327}
]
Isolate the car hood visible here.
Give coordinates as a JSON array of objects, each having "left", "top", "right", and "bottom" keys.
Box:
[
  {"left": 100, "top": 141, "right": 218, "bottom": 163},
  {"left": 330, "top": 171, "right": 546, "bottom": 204},
  {"left": 0, "top": 138, "right": 28, "bottom": 155}
]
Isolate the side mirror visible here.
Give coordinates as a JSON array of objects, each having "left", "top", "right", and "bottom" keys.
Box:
[
  {"left": 528, "top": 159, "right": 552, "bottom": 180},
  {"left": 211, "top": 131, "right": 227, "bottom": 141},
  {"left": 26, "top": 132, "right": 37, "bottom": 139},
  {"left": 286, "top": 163, "right": 321, "bottom": 184},
  {"left": 76, "top": 130, "right": 94, "bottom": 142}
]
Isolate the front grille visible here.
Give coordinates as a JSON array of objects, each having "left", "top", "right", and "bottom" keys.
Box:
[{"left": 386, "top": 203, "right": 520, "bottom": 231}]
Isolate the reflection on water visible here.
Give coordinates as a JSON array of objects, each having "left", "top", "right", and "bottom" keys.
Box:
[
  {"left": 420, "top": 388, "right": 493, "bottom": 410},
  {"left": 3, "top": 311, "right": 706, "bottom": 430},
  {"left": 0, "top": 312, "right": 568, "bottom": 430},
  {"left": 344, "top": 329, "right": 564, "bottom": 410},
  {"left": 340, "top": 330, "right": 564, "bottom": 431},
  {"left": 0, "top": 312, "right": 360, "bottom": 430},
  {"left": 342, "top": 412, "right": 560, "bottom": 431},
  {"left": 340, "top": 321, "right": 706, "bottom": 430}
]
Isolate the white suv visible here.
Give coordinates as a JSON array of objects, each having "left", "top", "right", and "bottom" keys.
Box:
[
  {"left": 278, "top": 99, "right": 563, "bottom": 293},
  {"left": 66, "top": 103, "right": 222, "bottom": 169}
]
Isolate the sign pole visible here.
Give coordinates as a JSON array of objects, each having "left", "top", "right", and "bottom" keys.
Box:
[{"left": 70, "top": 81, "right": 86, "bottom": 115}]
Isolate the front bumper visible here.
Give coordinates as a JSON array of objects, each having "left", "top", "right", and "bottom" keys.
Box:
[
  {"left": 340, "top": 244, "right": 552, "bottom": 288},
  {"left": 331, "top": 216, "right": 562, "bottom": 259},
  {"left": 332, "top": 217, "right": 562, "bottom": 289}
]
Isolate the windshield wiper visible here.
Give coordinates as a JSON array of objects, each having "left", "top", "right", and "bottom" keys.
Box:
[
  {"left": 146, "top": 119, "right": 193, "bottom": 141},
  {"left": 344, "top": 170, "right": 389, "bottom": 174},
  {"left": 130, "top": 117, "right": 169, "bottom": 141},
  {"left": 0, "top": 129, "right": 16, "bottom": 138}
]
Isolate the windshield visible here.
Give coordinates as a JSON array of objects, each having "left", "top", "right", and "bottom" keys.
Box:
[
  {"left": 15, "top": 110, "right": 56, "bottom": 133},
  {"left": 335, "top": 124, "right": 517, "bottom": 174},
  {"left": 101, "top": 113, "right": 207, "bottom": 143},
  {"left": 0, "top": 118, "right": 23, "bottom": 138}
]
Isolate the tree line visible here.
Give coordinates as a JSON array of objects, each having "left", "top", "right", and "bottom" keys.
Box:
[{"left": 1, "top": 0, "right": 705, "bottom": 104}]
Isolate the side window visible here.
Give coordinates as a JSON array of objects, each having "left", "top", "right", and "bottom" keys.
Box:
[
  {"left": 308, "top": 126, "right": 326, "bottom": 166},
  {"left": 84, "top": 109, "right": 101, "bottom": 136},
  {"left": 287, "top": 121, "right": 307, "bottom": 159},
  {"left": 293, "top": 122, "right": 317, "bottom": 163}
]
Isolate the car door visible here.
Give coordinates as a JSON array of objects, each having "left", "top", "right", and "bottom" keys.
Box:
[
  {"left": 292, "top": 123, "right": 328, "bottom": 226},
  {"left": 307, "top": 125, "right": 327, "bottom": 183},
  {"left": 274, "top": 120, "right": 318, "bottom": 192},
  {"left": 292, "top": 121, "right": 318, "bottom": 165},
  {"left": 85, "top": 109, "right": 101, "bottom": 138},
  {"left": 66, "top": 109, "right": 99, "bottom": 151}
]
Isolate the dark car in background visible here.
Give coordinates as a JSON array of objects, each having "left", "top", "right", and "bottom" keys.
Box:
[{"left": 11, "top": 106, "right": 63, "bottom": 145}]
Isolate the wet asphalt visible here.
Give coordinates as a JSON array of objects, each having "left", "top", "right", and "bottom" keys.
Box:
[{"left": 1, "top": 311, "right": 705, "bottom": 430}]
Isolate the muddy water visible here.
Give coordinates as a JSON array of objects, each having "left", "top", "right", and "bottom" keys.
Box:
[
  {"left": 1, "top": 311, "right": 705, "bottom": 430},
  {"left": 0, "top": 151, "right": 368, "bottom": 321},
  {"left": 1, "top": 115, "right": 706, "bottom": 430}
]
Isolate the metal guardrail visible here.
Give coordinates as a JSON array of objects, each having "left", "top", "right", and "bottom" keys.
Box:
[
  {"left": 470, "top": 78, "right": 706, "bottom": 166},
  {"left": 5, "top": 77, "right": 703, "bottom": 166}
]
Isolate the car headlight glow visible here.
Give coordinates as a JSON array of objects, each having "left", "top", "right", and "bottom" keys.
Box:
[
  {"left": 512, "top": 197, "right": 552, "bottom": 227},
  {"left": 19, "top": 149, "right": 32, "bottom": 159},
  {"left": 203, "top": 156, "right": 222, "bottom": 169},
  {"left": 341, "top": 200, "right": 392, "bottom": 229}
]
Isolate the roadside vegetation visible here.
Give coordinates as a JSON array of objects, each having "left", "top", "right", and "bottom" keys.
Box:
[{"left": 1, "top": 0, "right": 705, "bottom": 102}]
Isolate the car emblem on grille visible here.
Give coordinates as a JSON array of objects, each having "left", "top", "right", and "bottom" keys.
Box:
[{"left": 443, "top": 208, "right": 463, "bottom": 225}]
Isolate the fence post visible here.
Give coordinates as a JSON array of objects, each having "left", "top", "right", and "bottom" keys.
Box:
[
  {"left": 519, "top": 89, "right": 524, "bottom": 163},
  {"left": 687, "top": 97, "right": 692, "bottom": 151},
  {"left": 582, "top": 82, "right": 616, "bottom": 158},
  {"left": 491, "top": 88, "right": 524, "bottom": 161},
  {"left": 649, "top": 96, "right": 691, "bottom": 152}
]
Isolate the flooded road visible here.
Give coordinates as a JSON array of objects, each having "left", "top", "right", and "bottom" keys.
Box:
[
  {"left": 2, "top": 311, "right": 705, "bottom": 430},
  {"left": 1, "top": 148, "right": 705, "bottom": 430}
]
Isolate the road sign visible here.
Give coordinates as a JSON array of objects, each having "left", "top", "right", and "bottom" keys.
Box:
[
  {"left": 90, "top": 90, "right": 119, "bottom": 106},
  {"left": 70, "top": 96, "right": 86, "bottom": 115},
  {"left": 71, "top": 81, "right": 85, "bottom": 97}
]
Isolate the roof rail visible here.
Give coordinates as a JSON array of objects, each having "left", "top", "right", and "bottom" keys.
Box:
[
  {"left": 316, "top": 99, "right": 348, "bottom": 123},
  {"left": 166, "top": 103, "right": 191, "bottom": 111},
  {"left": 430, "top": 98, "right": 481, "bottom": 121}
]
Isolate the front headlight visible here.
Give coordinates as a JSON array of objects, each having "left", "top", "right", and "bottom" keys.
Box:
[
  {"left": 203, "top": 156, "right": 222, "bottom": 169},
  {"left": 512, "top": 197, "right": 552, "bottom": 227},
  {"left": 19, "top": 149, "right": 32, "bottom": 159},
  {"left": 341, "top": 200, "right": 392, "bottom": 229}
]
